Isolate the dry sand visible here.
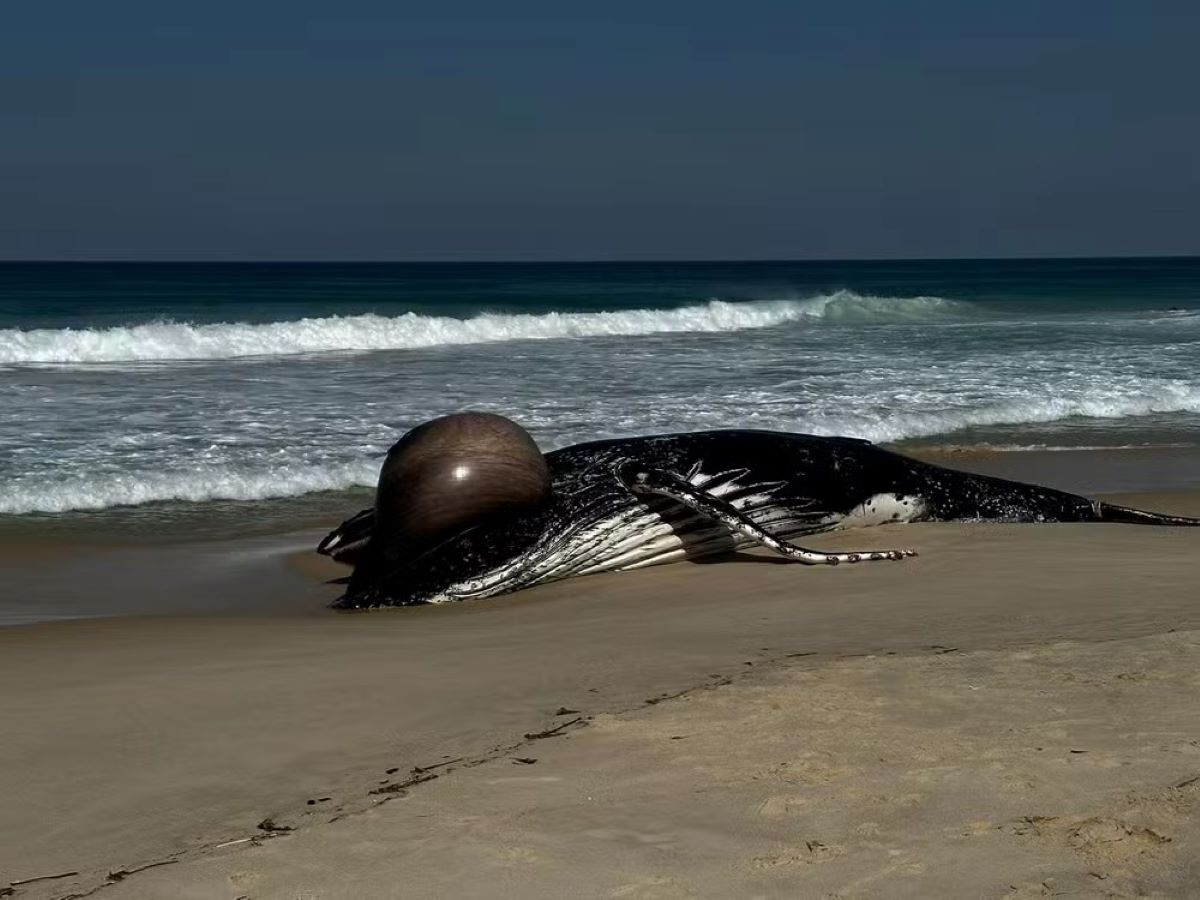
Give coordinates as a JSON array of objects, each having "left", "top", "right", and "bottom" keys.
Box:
[
  {"left": 2, "top": 490, "right": 1200, "bottom": 898},
  {"left": 104, "top": 631, "right": 1200, "bottom": 900}
]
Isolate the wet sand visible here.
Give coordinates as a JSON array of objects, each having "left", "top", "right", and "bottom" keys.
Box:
[
  {"left": 911, "top": 444, "right": 1200, "bottom": 496},
  {"left": 2, "top": 482, "right": 1200, "bottom": 898}
]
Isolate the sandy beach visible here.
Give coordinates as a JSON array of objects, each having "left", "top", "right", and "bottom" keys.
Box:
[
  {"left": 6, "top": 0, "right": 1200, "bottom": 891},
  {"left": 2, "top": 464, "right": 1200, "bottom": 898}
]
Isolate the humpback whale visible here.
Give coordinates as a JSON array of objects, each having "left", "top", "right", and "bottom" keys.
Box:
[{"left": 318, "top": 413, "right": 1199, "bottom": 609}]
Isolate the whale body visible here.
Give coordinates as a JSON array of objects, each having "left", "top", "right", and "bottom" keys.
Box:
[{"left": 319, "top": 430, "right": 1199, "bottom": 608}]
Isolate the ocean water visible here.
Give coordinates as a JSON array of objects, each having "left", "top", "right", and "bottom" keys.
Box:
[{"left": 2, "top": 259, "right": 1199, "bottom": 534}]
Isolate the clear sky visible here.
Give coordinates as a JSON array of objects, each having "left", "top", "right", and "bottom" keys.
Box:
[{"left": 3, "top": 1, "right": 1198, "bottom": 260}]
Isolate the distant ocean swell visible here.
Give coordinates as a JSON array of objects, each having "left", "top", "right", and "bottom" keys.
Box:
[
  {"left": 5, "top": 380, "right": 1199, "bottom": 515},
  {"left": 0, "top": 291, "right": 959, "bottom": 365}
]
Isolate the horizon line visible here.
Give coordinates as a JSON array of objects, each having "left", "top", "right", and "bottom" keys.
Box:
[{"left": 1, "top": 253, "right": 1198, "bottom": 265}]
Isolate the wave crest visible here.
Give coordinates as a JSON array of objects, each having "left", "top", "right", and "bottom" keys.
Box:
[
  {"left": 0, "top": 460, "right": 379, "bottom": 515},
  {"left": 0, "top": 291, "right": 959, "bottom": 365}
]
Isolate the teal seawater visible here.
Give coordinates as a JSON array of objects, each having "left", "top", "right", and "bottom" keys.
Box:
[
  {"left": 4, "top": 258, "right": 1200, "bottom": 327},
  {"left": 2, "top": 258, "right": 1198, "bottom": 520}
]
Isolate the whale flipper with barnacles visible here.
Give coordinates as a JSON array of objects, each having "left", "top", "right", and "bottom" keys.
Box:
[{"left": 318, "top": 413, "right": 1199, "bottom": 609}]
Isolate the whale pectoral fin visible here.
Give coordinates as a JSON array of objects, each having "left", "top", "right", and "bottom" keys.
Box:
[
  {"left": 618, "top": 464, "right": 918, "bottom": 566},
  {"left": 317, "top": 506, "right": 376, "bottom": 563}
]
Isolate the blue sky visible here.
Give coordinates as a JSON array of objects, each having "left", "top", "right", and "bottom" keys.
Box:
[{"left": 3, "top": 1, "right": 1198, "bottom": 259}]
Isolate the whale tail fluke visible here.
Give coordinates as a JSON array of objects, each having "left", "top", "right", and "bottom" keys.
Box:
[
  {"left": 891, "top": 452, "right": 1200, "bottom": 527},
  {"left": 1095, "top": 502, "right": 1200, "bottom": 527}
]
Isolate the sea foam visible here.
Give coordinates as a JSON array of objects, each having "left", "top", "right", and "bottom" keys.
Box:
[
  {"left": 0, "top": 459, "right": 380, "bottom": 515},
  {"left": 5, "top": 381, "right": 1199, "bottom": 515},
  {"left": 0, "top": 291, "right": 959, "bottom": 365}
]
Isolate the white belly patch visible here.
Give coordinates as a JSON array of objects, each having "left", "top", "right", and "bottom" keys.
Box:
[{"left": 835, "top": 492, "right": 927, "bottom": 528}]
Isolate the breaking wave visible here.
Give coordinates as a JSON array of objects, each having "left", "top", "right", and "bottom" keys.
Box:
[
  {"left": 0, "top": 291, "right": 961, "bottom": 365},
  {"left": 0, "top": 460, "right": 380, "bottom": 515}
]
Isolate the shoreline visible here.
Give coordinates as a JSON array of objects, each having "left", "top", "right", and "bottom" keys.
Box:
[
  {"left": 3, "top": 442, "right": 1199, "bottom": 546},
  {"left": 3, "top": 442, "right": 1200, "bottom": 627}
]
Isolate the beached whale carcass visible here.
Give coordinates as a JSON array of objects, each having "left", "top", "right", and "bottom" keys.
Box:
[{"left": 318, "top": 413, "right": 1200, "bottom": 608}]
